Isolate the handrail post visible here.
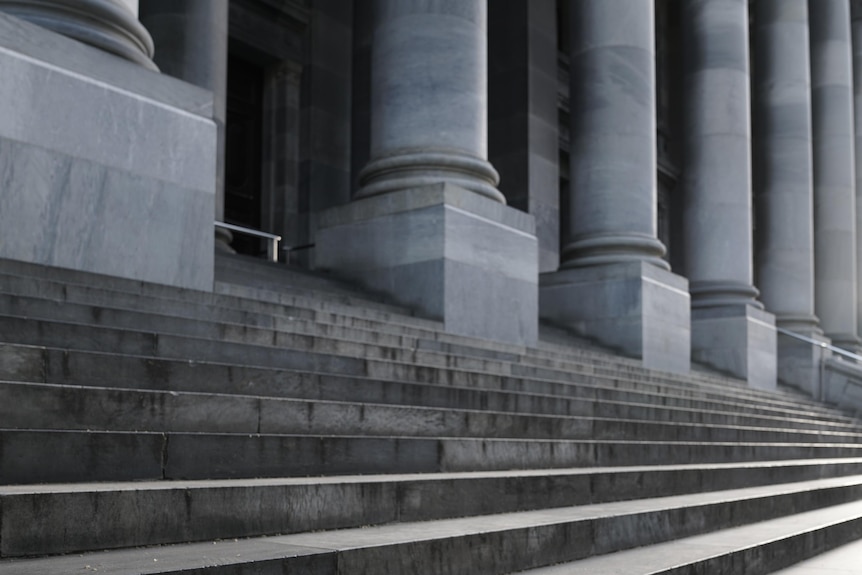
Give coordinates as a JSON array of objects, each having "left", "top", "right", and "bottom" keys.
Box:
[{"left": 214, "top": 221, "right": 282, "bottom": 264}]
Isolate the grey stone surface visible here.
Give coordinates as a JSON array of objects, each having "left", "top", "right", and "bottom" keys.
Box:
[
  {"left": 540, "top": 262, "right": 690, "bottom": 374},
  {"left": 317, "top": 184, "right": 538, "bottom": 345},
  {"left": 564, "top": 0, "right": 667, "bottom": 270},
  {"left": 810, "top": 0, "right": 860, "bottom": 349},
  {"left": 681, "top": 0, "right": 757, "bottom": 305},
  {"left": 140, "top": 0, "right": 229, "bottom": 242},
  {"left": 0, "top": 13, "right": 215, "bottom": 290},
  {"left": 0, "top": 0, "right": 157, "bottom": 70},
  {"left": 752, "top": 0, "right": 819, "bottom": 331},
  {"left": 692, "top": 304, "right": 778, "bottom": 391},
  {"left": 489, "top": 0, "right": 559, "bottom": 272}
]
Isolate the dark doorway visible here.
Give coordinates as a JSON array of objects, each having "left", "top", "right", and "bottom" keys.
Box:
[{"left": 225, "top": 53, "right": 265, "bottom": 256}]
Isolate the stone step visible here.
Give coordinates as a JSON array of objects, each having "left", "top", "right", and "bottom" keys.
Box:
[
  {"left": 214, "top": 252, "right": 397, "bottom": 303},
  {"left": 0, "top": 263, "right": 822, "bottom": 412},
  {"left": 2, "top": 460, "right": 860, "bottom": 558},
  {"left": 5, "top": 428, "right": 862, "bottom": 485},
  {"left": 2, "top": 344, "right": 856, "bottom": 434},
  {"left": 4, "top": 381, "right": 861, "bottom": 445},
  {"left": 0, "top": 284, "right": 831, "bottom": 416},
  {"left": 518, "top": 500, "right": 862, "bottom": 574},
  {"left": 4, "top": 478, "right": 862, "bottom": 573},
  {"left": 0, "top": 315, "right": 847, "bottom": 426}
]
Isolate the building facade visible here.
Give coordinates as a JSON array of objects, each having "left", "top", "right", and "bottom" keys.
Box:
[{"left": 3, "top": 0, "right": 862, "bottom": 395}]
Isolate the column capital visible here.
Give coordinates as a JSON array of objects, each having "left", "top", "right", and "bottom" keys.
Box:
[{"left": 0, "top": 0, "right": 156, "bottom": 70}]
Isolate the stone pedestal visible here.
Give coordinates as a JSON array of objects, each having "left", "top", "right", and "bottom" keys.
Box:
[
  {"left": 316, "top": 184, "right": 538, "bottom": 346},
  {"left": 0, "top": 12, "right": 215, "bottom": 290},
  {"left": 692, "top": 305, "right": 777, "bottom": 391},
  {"left": 777, "top": 325, "right": 830, "bottom": 396},
  {"left": 540, "top": 263, "right": 690, "bottom": 373},
  {"left": 0, "top": 0, "right": 156, "bottom": 70}
]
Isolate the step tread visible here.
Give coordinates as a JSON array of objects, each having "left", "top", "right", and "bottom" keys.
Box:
[
  {"left": 517, "top": 499, "right": 862, "bottom": 574},
  {"left": 4, "top": 477, "right": 862, "bottom": 574}
]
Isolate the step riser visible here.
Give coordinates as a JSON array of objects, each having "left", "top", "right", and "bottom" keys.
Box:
[
  {"left": 4, "top": 431, "right": 862, "bottom": 485},
  {"left": 5, "top": 464, "right": 862, "bottom": 558},
  {"left": 4, "top": 383, "right": 859, "bottom": 444}
]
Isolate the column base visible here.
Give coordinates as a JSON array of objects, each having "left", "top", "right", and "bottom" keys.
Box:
[
  {"left": 692, "top": 304, "right": 777, "bottom": 390},
  {"left": 315, "top": 183, "right": 539, "bottom": 346},
  {"left": 539, "top": 262, "right": 691, "bottom": 374}
]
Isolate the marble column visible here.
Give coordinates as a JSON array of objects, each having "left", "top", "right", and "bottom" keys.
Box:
[
  {"left": 851, "top": 1, "right": 862, "bottom": 347},
  {"left": 317, "top": 0, "right": 538, "bottom": 346},
  {"left": 139, "top": 0, "right": 230, "bottom": 251},
  {"left": 682, "top": 0, "right": 776, "bottom": 389},
  {"left": 753, "top": 0, "right": 826, "bottom": 395},
  {"left": 810, "top": 0, "right": 860, "bottom": 351},
  {"left": 0, "top": 0, "right": 156, "bottom": 70},
  {"left": 355, "top": 0, "right": 502, "bottom": 202},
  {"left": 539, "top": 0, "right": 690, "bottom": 373}
]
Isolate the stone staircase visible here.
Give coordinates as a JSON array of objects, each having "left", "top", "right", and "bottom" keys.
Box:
[{"left": 1, "top": 254, "right": 862, "bottom": 574}]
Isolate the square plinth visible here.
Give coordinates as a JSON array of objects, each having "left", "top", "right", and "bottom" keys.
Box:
[{"left": 539, "top": 262, "right": 691, "bottom": 374}]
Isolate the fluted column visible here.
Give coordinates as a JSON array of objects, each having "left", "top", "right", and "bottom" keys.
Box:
[
  {"left": 563, "top": 0, "right": 667, "bottom": 270},
  {"left": 539, "top": 0, "right": 690, "bottom": 374},
  {"left": 753, "top": 0, "right": 824, "bottom": 394},
  {"left": 356, "top": 0, "right": 502, "bottom": 202},
  {"left": 810, "top": 0, "right": 860, "bottom": 350},
  {"left": 682, "top": 0, "right": 776, "bottom": 389},
  {"left": 139, "top": 0, "right": 230, "bottom": 251},
  {"left": 0, "top": 0, "right": 156, "bottom": 70}
]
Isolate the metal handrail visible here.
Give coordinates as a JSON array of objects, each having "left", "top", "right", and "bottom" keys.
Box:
[
  {"left": 775, "top": 327, "right": 862, "bottom": 363},
  {"left": 215, "top": 221, "right": 281, "bottom": 263}
]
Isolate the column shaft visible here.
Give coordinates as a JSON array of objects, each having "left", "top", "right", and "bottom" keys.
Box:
[
  {"left": 810, "top": 0, "right": 860, "bottom": 349},
  {"left": 682, "top": 0, "right": 758, "bottom": 307},
  {"left": 0, "top": 0, "right": 156, "bottom": 70},
  {"left": 564, "top": 0, "right": 666, "bottom": 270},
  {"left": 851, "top": 1, "right": 862, "bottom": 342},
  {"left": 357, "top": 0, "right": 501, "bottom": 202},
  {"left": 753, "top": 0, "right": 818, "bottom": 327}
]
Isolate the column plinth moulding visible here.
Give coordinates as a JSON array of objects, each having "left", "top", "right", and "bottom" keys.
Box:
[{"left": 0, "top": 0, "right": 156, "bottom": 70}]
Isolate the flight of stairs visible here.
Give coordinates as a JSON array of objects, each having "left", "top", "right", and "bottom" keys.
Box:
[{"left": 1, "top": 253, "right": 862, "bottom": 574}]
